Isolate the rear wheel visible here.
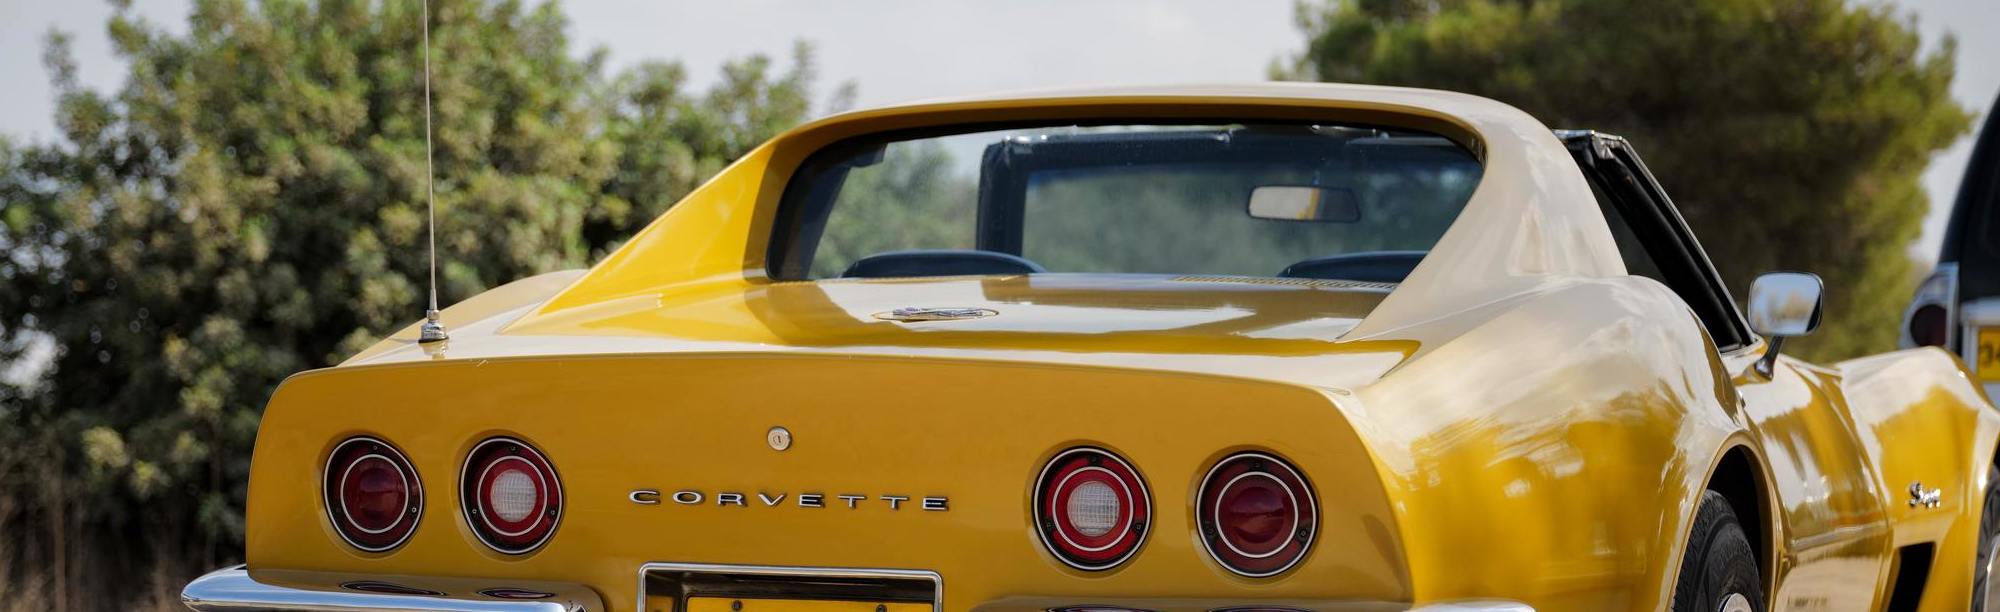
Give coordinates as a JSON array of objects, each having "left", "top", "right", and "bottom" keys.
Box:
[
  {"left": 1673, "top": 490, "right": 1764, "bottom": 612},
  {"left": 1973, "top": 465, "right": 2000, "bottom": 611}
]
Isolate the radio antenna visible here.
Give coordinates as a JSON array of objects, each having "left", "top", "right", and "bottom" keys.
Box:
[{"left": 416, "top": 0, "right": 448, "bottom": 343}]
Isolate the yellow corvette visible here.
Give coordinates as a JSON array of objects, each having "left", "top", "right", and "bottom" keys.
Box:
[{"left": 182, "top": 84, "right": 2000, "bottom": 612}]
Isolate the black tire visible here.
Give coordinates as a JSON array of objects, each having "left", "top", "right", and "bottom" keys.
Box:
[
  {"left": 1972, "top": 465, "right": 2000, "bottom": 612},
  {"left": 1673, "top": 490, "right": 1765, "bottom": 612}
]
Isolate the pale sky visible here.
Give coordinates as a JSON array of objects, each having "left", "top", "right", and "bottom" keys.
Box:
[{"left": 2, "top": 0, "right": 1994, "bottom": 262}]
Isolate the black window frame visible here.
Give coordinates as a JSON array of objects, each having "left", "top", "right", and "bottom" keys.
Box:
[
  {"left": 1561, "top": 131, "right": 1753, "bottom": 352},
  {"left": 766, "top": 119, "right": 1482, "bottom": 280}
]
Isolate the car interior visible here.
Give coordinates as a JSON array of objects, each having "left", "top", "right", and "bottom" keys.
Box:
[{"left": 770, "top": 123, "right": 1482, "bottom": 284}]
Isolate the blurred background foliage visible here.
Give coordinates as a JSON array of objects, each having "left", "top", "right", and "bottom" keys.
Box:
[
  {"left": 0, "top": 0, "right": 1973, "bottom": 609},
  {"left": 0, "top": 0, "right": 832, "bottom": 607},
  {"left": 1279, "top": 0, "right": 1972, "bottom": 359}
]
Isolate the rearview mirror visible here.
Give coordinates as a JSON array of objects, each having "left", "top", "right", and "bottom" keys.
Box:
[
  {"left": 1247, "top": 186, "right": 1360, "bottom": 222},
  {"left": 1748, "top": 271, "right": 1823, "bottom": 377}
]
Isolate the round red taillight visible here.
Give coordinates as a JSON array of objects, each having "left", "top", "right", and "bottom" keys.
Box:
[
  {"left": 323, "top": 436, "right": 421, "bottom": 552},
  {"left": 1034, "top": 447, "right": 1150, "bottom": 570},
  {"left": 1197, "top": 452, "right": 1316, "bottom": 577},
  {"left": 461, "top": 437, "right": 562, "bottom": 554}
]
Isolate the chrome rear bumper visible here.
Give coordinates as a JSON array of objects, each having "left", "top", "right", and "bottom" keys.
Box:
[
  {"left": 183, "top": 564, "right": 1533, "bottom": 611},
  {"left": 181, "top": 566, "right": 601, "bottom": 611}
]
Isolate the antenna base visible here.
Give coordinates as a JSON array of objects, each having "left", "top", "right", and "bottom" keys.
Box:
[{"left": 418, "top": 309, "right": 449, "bottom": 343}]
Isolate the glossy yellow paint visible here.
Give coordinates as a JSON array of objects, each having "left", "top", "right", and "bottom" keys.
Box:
[
  {"left": 251, "top": 353, "right": 1411, "bottom": 609},
  {"left": 248, "top": 84, "right": 2000, "bottom": 612}
]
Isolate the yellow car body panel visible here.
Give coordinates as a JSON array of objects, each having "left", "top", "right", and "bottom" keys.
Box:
[
  {"left": 224, "top": 84, "right": 2000, "bottom": 612},
  {"left": 250, "top": 353, "right": 1410, "bottom": 608}
]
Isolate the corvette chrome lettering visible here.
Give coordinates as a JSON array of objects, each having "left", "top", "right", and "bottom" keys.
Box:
[{"left": 639, "top": 489, "right": 946, "bottom": 512}]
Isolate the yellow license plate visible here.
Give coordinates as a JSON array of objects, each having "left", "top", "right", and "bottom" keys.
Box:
[
  {"left": 686, "top": 597, "right": 929, "bottom": 612},
  {"left": 1980, "top": 328, "right": 2000, "bottom": 379}
]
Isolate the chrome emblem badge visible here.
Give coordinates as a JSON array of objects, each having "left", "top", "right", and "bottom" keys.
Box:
[
  {"left": 628, "top": 488, "right": 948, "bottom": 512},
  {"left": 766, "top": 426, "right": 792, "bottom": 451},
  {"left": 872, "top": 307, "right": 998, "bottom": 322},
  {"left": 1908, "top": 481, "right": 1942, "bottom": 508}
]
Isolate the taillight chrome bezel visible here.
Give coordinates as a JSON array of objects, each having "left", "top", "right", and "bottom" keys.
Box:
[
  {"left": 1033, "top": 446, "right": 1152, "bottom": 571},
  {"left": 1197, "top": 451, "right": 1318, "bottom": 578},
  {"left": 460, "top": 436, "right": 563, "bottom": 555},
  {"left": 323, "top": 436, "right": 423, "bottom": 553},
  {"left": 1900, "top": 262, "right": 1959, "bottom": 350}
]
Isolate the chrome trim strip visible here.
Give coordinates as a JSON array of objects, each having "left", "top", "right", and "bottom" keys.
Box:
[
  {"left": 1900, "top": 261, "right": 1958, "bottom": 350},
  {"left": 1048, "top": 465, "right": 1135, "bottom": 552},
  {"left": 1211, "top": 471, "right": 1300, "bottom": 560},
  {"left": 1032, "top": 446, "right": 1153, "bottom": 571},
  {"left": 635, "top": 561, "right": 944, "bottom": 612},
  {"left": 323, "top": 436, "right": 422, "bottom": 553},
  {"left": 338, "top": 453, "right": 411, "bottom": 536},
  {"left": 476, "top": 455, "right": 549, "bottom": 537},
  {"left": 181, "top": 566, "right": 591, "bottom": 611},
  {"left": 1196, "top": 451, "right": 1319, "bottom": 578},
  {"left": 1788, "top": 521, "right": 1890, "bottom": 553},
  {"left": 460, "top": 436, "right": 563, "bottom": 555}
]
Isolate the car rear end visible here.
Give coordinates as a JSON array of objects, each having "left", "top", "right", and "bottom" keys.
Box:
[
  {"left": 180, "top": 85, "right": 1618, "bottom": 612},
  {"left": 1903, "top": 92, "right": 2000, "bottom": 396},
  {"left": 185, "top": 352, "right": 1438, "bottom": 611}
]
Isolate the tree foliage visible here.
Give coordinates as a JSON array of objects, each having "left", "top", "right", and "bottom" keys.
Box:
[
  {"left": 0, "top": 0, "right": 829, "bottom": 606},
  {"left": 1280, "top": 0, "right": 1973, "bottom": 360}
]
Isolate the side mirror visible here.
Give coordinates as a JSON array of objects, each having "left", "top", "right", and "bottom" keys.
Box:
[{"left": 1748, "top": 271, "right": 1823, "bottom": 376}]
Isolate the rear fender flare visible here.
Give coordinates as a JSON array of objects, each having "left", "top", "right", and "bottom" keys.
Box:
[{"left": 1678, "top": 434, "right": 1781, "bottom": 605}]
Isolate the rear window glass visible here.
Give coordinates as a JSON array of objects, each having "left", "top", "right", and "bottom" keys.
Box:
[{"left": 770, "top": 123, "right": 1483, "bottom": 281}]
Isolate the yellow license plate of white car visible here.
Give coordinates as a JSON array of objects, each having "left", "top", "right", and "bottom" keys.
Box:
[
  {"left": 686, "top": 597, "right": 929, "bottom": 612},
  {"left": 1979, "top": 328, "right": 2000, "bottom": 379}
]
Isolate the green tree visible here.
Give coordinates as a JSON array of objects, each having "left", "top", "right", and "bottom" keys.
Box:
[
  {"left": 1280, "top": 0, "right": 1973, "bottom": 360},
  {"left": 589, "top": 41, "right": 838, "bottom": 255},
  {"left": 0, "top": 0, "right": 829, "bottom": 607}
]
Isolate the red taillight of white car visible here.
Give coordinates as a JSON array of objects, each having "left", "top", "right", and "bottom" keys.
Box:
[
  {"left": 1902, "top": 263, "right": 1958, "bottom": 349},
  {"left": 1911, "top": 304, "right": 1951, "bottom": 347},
  {"left": 462, "top": 437, "right": 563, "bottom": 554},
  {"left": 1197, "top": 452, "right": 1317, "bottom": 577},
  {"left": 323, "top": 436, "right": 422, "bottom": 552},
  {"left": 1034, "top": 447, "right": 1151, "bottom": 570}
]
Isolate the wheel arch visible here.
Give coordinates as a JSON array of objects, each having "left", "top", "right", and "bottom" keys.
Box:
[
  {"left": 1989, "top": 432, "right": 2000, "bottom": 482},
  {"left": 1696, "top": 437, "right": 1780, "bottom": 604}
]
